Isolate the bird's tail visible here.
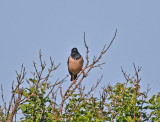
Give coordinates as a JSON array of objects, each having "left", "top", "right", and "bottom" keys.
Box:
[{"left": 71, "top": 74, "right": 77, "bottom": 81}]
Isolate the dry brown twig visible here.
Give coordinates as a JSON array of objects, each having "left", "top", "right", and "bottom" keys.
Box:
[
  {"left": 1, "top": 30, "right": 117, "bottom": 121},
  {"left": 59, "top": 30, "right": 117, "bottom": 118},
  {"left": 85, "top": 75, "right": 103, "bottom": 98},
  {"left": 1, "top": 84, "right": 6, "bottom": 118},
  {"left": 66, "top": 76, "right": 103, "bottom": 121},
  {"left": 7, "top": 65, "right": 26, "bottom": 121},
  {"left": 133, "top": 63, "right": 142, "bottom": 122},
  {"left": 0, "top": 51, "right": 63, "bottom": 122},
  {"left": 141, "top": 84, "right": 150, "bottom": 121},
  {"left": 121, "top": 63, "right": 143, "bottom": 122}
]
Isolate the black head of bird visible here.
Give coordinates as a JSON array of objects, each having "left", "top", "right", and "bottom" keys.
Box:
[
  {"left": 71, "top": 48, "right": 81, "bottom": 60},
  {"left": 68, "top": 48, "right": 84, "bottom": 81}
]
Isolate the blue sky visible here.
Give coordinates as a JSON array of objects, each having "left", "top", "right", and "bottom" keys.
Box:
[{"left": 0, "top": 0, "right": 160, "bottom": 111}]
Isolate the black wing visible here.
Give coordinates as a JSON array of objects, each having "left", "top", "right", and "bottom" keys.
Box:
[{"left": 67, "top": 56, "right": 72, "bottom": 75}]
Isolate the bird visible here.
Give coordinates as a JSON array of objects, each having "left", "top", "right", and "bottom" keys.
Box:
[{"left": 68, "top": 48, "right": 84, "bottom": 82}]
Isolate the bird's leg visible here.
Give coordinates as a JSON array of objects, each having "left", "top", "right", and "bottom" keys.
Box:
[
  {"left": 73, "top": 80, "right": 76, "bottom": 84},
  {"left": 72, "top": 75, "right": 76, "bottom": 84}
]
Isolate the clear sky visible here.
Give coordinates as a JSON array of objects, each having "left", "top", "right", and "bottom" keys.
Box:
[{"left": 0, "top": 0, "right": 160, "bottom": 111}]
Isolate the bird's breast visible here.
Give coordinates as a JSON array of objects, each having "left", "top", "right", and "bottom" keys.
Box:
[{"left": 68, "top": 56, "right": 83, "bottom": 75}]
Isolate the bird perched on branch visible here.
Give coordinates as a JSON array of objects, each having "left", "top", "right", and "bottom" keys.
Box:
[{"left": 68, "top": 48, "right": 84, "bottom": 82}]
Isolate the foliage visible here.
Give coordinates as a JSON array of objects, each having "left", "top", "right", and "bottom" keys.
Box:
[
  {"left": 1, "top": 62, "right": 159, "bottom": 122},
  {"left": 148, "top": 92, "right": 160, "bottom": 121},
  {"left": 0, "top": 31, "right": 160, "bottom": 121},
  {"left": 63, "top": 78, "right": 159, "bottom": 122},
  {"left": 20, "top": 78, "right": 55, "bottom": 121}
]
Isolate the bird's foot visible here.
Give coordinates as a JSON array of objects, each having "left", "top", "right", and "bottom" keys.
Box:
[
  {"left": 81, "top": 68, "right": 84, "bottom": 73},
  {"left": 73, "top": 80, "right": 76, "bottom": 84},
  {"left": 81, "top": 69, "right": 86, "bottom": 77}
]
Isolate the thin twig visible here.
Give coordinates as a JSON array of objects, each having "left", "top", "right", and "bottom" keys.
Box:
[{"left": 59, "top": 30, "right": 117, "bottom": 118}]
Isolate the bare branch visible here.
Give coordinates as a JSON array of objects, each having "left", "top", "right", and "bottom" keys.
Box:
[
  {"left": 85, "top": 75, "right": 103, "bottom": 97},
  {"left": 103, "top": 29, "right": 117, "bottom": 53},
  {"left": 1, "top": 84, "right": 6, "bottom": 116},
  {"left": 59, "top": 30, "right": 117, "bottom": 118}
]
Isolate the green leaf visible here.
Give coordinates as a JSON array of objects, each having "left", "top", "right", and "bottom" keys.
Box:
[
  {"left": 29, "top": 78, "right": 36, "bottom": 84},
  {"left": 156, "top": 96, "right": 160, "bottom": 105},
  {"left": 21, "top": 104, "right": 27, "bottom": 112},
  {"left": 30, "top": 86, "right": 35, "bottom": 92},
  {"left": 36, "top": 113, "right": 41, "bottom": 120},
  {"left": 22, "top": 90, "right": 28, "bottom": 96},
  {"left": 41, "top": 87, "right": 45, "bottom": 94}
]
